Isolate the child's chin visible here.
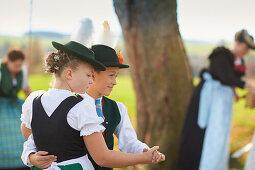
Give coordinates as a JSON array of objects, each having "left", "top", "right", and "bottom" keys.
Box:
[{"left": 104, "top": 91, "right": 111, "bottom": 96}]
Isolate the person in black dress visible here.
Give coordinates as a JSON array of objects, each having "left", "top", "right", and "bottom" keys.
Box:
[{"left": 176, "top": 29, "right": 255, "bottom": 170}]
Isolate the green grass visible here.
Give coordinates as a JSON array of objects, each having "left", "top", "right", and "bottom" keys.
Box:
[
  {"left": 107, "top": 76, "right": 136, "bottom": 121},
  {"left": 229, "top": 89, "right": 255, "bottom": 169},
  {"left": 18, "top": 74, "right": 53, "bottom": 99},
  {"left": 184, "top": 42, "right": 217, "bottom": 56}
]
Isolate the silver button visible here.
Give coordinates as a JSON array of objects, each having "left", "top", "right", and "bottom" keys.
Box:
[{"left": 106, "top": 122, "right": 108, "bottom": 124}]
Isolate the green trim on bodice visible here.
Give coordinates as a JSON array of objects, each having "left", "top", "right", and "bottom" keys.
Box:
[{"left": 102, "top": 96, "right": 121, "bottom": 150}]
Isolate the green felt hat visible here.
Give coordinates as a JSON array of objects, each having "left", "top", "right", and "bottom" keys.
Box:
[
  {"left": 235, "top": 29, "right": 255, "bottom": 49},
  {"left": 52, "top": 41, "right": 106, "bottom": 71},
  {"left": 91, "top": 45, "right": 129, "bottom": 69}
]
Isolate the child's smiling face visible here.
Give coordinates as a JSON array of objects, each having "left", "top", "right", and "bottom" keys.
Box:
[{"left": 92, "top": 67, "right": 119, "bottom": 96}]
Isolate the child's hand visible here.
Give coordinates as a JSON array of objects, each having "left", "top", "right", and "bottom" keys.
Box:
[
  {"left": 142, "top": 146, "right": 160, "bottom": 164},
  {"left": 245, "top": 83, "right": 255, "bottom": 94},
  {"left": 234, "top": 93, "right": 240, "bottom": 101},
  {"left": 29, "top": 151, "right": 57, "bottom": 169},
  {"left": 144, "top": 147, "right": 165, "bottom": 163},
  {"left": 152, "top": 150, "right": 165, "bottom": 163},
  {"left": 233, "top": 88, "right": 240, "bottom": 101}
]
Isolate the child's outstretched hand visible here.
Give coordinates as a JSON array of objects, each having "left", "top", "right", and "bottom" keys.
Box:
[
  {"left": 152, "top": 150, "right": 165, "bottom": 163},
  {"left": 143, "top": 146, "right": 159, "bottom": 164},
  {"left": 143, "top": 147, "right": 165, "bottom": 163}
]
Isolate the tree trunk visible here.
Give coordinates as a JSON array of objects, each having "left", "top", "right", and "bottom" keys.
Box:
[{"left": 113, "top": 0, "right": 193, "bottom": 169}]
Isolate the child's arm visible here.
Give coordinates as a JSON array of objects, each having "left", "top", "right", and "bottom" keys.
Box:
[
  {"left": 21, "top": 123, "right": 32, "bottom": 139},
  {"left": 113, "top": 102, "right": 165, "bottom": 163},
  {"left": 83, "top": 132, "right": 161, "bottom": 168},
  {"left": 21, "top": 134, "right": 37, "bottom": 167},
  {"left": 114, "top": 102, "right": 149, "bottom": 153},
  {"left": 24, "top": 87, "right": 32, "bottom": 97},
  {"left": 233, "top": 87, "right": 240, "bottom": 101},
  {"left": 22, "top": 134, "right": 57, "bottom": 169}
]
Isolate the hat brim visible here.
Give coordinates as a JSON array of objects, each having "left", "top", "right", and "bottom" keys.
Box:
[
  {"left": 248, "top": 44, "right": 255, "bottom": 50},
  {"left": 103, "top": 63, "right": 129, "bottom": 68},
  {"left": 52, "top": 41, "right": 106, "bottom": 71}
]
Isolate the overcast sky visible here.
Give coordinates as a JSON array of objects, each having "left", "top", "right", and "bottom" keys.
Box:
[{"left": 0, "top": 0, "right": 255, "bottom": 42}]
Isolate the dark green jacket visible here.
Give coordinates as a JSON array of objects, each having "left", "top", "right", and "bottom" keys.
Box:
[
  {"left": 89, "top": 96, "right": 121, "bottom": 170},
  {"left": 0, "top": 63, "right": 23, "bottom": 99}
]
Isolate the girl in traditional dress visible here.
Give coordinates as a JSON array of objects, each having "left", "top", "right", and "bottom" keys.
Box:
[
  {"left": 176, "top": 29, "right": 255, "bottom": 170},
  {"left": 0, "top": 49, "right": 31, "bottom": 170},
  {"left": 20, "top": 41, "right": 164, "bottom": 170}
]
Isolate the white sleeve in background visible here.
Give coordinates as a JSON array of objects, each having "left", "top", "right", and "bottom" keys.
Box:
[
  {"left": 22, "top": 66, "right": 29, "bottom": 90},
  {"left": 21, "top": 134, "right": 37, "bottom": 167},
  {"left": 114, "top": 102, "right": 149, "bottom": 154}
]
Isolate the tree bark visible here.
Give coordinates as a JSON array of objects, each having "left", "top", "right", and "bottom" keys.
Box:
[{"left": 113, "top": 0, "right": 193, "bottom": 169}]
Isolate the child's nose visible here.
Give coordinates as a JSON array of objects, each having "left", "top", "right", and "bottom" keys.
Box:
[
  {"left": 89, "top": 78, "right": 93, "bottom": 84},
  {"left": 113, "top": 79, "right": 117, "bottom": 86}
]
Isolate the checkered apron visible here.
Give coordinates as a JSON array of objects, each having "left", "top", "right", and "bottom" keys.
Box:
[{"left": 0, "top": 97, "right": 26, "bottom": 168}]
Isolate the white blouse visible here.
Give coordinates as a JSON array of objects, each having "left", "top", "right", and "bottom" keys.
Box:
[
  {"left": 114, "top": 102, "right": 149, "bottom": 153},
  {"left": 20, "top": 89, "right": 105, "bottom": 169}
]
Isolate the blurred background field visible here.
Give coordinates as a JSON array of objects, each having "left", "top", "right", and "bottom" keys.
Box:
[
  {"left": 2, "top": 8, "right": 255, "bottom": 170},
  {"left": 1, "top": 0, "right": 255, "bottom": 169},
  {"left": 17, "top": 73, "right": 255, "bottom": 169},
  {"left": 2, "top": 35, "right": 255, "bottom": 77}
]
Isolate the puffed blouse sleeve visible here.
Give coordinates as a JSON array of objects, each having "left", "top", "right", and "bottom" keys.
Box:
[
  {"left": 76, "top": 99, "right": 105, "bottom": 136},
  {"left": 20, "top": 90, "right": 45, "bottom": 129}
]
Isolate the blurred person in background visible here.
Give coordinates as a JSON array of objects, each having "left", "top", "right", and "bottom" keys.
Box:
[
  {"left": 176, "top": 29, "right": 255, "bottom": 170},
  {"left": 0, "top": 48, "right": 31, "bottom": 170}
]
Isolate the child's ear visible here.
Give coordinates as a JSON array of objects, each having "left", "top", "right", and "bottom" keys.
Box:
[
  {"left": 7, "top": 57, "right": 10, "bottom": 63},
  {"left": 64, "top": 68, "right": 73, "bottom": 80},
  {"left": 93, "top": 71, "right": 100, "bottom": 81},
  {"left": 92, "top": 72, "right": 95, "bottom": 81}
]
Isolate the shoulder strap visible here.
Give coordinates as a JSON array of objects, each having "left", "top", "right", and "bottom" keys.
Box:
[{"left": 52, "top": 96, "right": 83, "bottom": 118}]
